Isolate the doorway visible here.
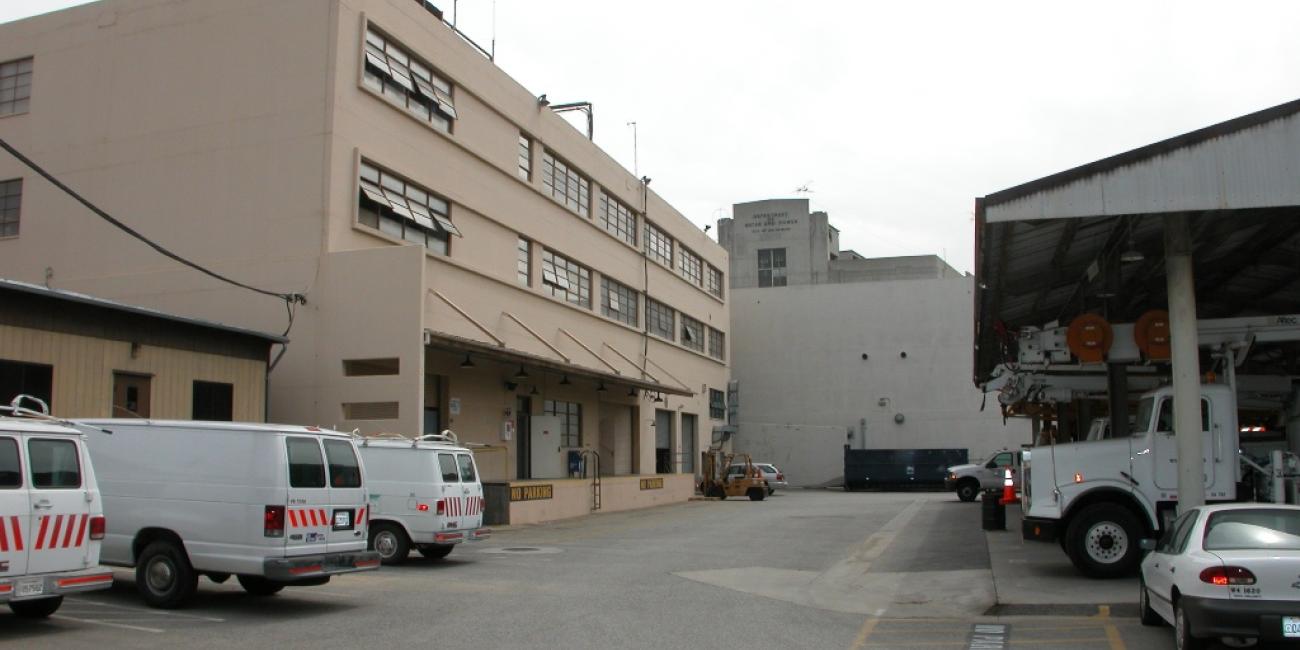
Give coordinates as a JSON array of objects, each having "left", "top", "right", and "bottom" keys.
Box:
[
  {"left": 516, "top": 395, "right": 531, "bottom": 479},
  {"left": 112, "top": 372, "right": 151, "bottom": 418},
  {"left": 654, "top": 409, "right": 673, "bottom": 473}
]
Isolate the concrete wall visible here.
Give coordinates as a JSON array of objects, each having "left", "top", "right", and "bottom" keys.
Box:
[{"left": 729, "top": 277, "right": 1029, "bottom": 486}]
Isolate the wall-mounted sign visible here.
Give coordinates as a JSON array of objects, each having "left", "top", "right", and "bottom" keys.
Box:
[
  {"left": 449, "top": 398, "right": 461, "bottom": 415},
  {"left": 640, "top": 478, "right": 664, "bottom": 490},
  {"left": 510, "top": 484, "right": 553, "bottom": 502},
  {"left": 740, "top": 211, "right": 798, "bottom": 235}
]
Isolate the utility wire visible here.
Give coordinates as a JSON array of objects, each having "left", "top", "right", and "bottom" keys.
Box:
[{"left": 0, "top": 137, "right": 306, "bottom": 306}]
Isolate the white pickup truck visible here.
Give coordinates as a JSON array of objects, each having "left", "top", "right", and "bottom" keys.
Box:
[
  {"left": 945, "top": 449, "right": 1021, "bottom": 502},
  {"left": 1021, "top": 383, "right": 1240, "bottom": 578}
]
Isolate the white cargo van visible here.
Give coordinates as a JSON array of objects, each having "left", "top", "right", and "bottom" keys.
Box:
[
  {"left": 0, "top": 414, "right": 114, "bottom": 618},
  {"left": 356, "top": 432, "right": 489, "bottom": 564},
  {"left": 79, "top": 420, "right": 380, "bottom": 608}
]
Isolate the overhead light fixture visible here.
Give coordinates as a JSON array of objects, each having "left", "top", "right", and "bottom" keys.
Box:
[
  {"left": 596, "top": 382, "right": 607, "bottom": 393},
  {"left": 1121, "top": 231, "right": 1144, "bottom": 264},
  {"left": 459, "top": 354, "right": 475, "bottom": 369},
  {"left": 654, "top": 392, "right": 664, "bottom": 403},
  {"left": 627, "top": 387, "right": 638, "bottom": 397},
  {"left": 559, "top": 375, "right": 571, "bottom": 386},
  {"left": 513, "top": 365, "right": 530, "bottom": 380},
  {"left": 530, "top": 385, "right": 539, "bottom": 396}
]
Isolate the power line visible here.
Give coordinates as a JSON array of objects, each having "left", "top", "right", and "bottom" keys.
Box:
[{"left": 0, "top": 137, "right": 306, "bottom": 307}]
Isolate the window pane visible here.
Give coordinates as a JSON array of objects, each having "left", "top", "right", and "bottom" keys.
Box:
[
  {"left": 28, "top": 438, "right": 81, "bottom": 489},
  {"left": 287, "top": 437, "right": 326, "bottom": 488},
  {"left": 324, "top": 439, "right": 362, "bottom": 488},
  {"left": 457, "top": 454, "right": 477, "bottom": 482},
  {"left": 0, "top": 438, "right": 20, "bottom": 488},
  {"left": 439, "top": 453, "right": 460, "bottom": 482}
]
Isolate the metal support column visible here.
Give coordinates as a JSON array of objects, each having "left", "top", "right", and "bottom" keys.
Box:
[{"left": 1164, "top": 214, "right": 1205, "bottom": 510}]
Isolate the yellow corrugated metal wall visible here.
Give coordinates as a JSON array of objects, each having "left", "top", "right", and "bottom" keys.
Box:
[{"left": 0, "top": 324, "right": 266, "bottom": 420}]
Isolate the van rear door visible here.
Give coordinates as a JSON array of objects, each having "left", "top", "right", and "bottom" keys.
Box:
[
  {"left": 284, "top": 436, "right": 329, "bottom": 556},
  {"left": 435, "top": 453, "right": 462, "bottom": 529},
  {"left": 455, "top": 453, "right": 484, "bottom": 530},
  {"left": 25, "top": 436, "right": 92, "bottom": 575},
  {"left": 0, "top": 434, "right": 29, "bottom": 579},
  {"left": 321, "top": 438, "right": 366, "bottom": 553}
]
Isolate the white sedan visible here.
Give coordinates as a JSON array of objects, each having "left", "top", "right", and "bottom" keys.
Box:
[{"left": 1139, "top": 503, "right": 1300, "bottom": 649}]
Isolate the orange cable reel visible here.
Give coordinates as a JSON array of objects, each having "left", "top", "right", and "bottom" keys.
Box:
[
  {"left": 1066, "top": 313, "right": 1113, "bottom": 364},
  {"left": 1134, "top": 309, "right": 1171, "bottom": 361}
]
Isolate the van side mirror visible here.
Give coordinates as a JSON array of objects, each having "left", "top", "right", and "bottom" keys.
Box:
[{"left": 1139, "top": 539, "right": 1156, "bottom": 552}]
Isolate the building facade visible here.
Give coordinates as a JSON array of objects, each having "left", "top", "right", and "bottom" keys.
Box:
[
  {"left": 0, "top": 279, "right": 277, "bottom": 420},
  {"left": 718, "top": 199, "right": 1027, "bottom": 487},
  {"left": 0, "top": 0, "right": 728, "bottom": 524}
]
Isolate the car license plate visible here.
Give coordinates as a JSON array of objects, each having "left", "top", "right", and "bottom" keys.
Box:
[
  {"left": 16, "top": 579, "right": 44, "bottom": 598},
  {"left": 1284, "top": 617, "right": 1300, "bottom": 638},
  {"left": 332, "top": 509, "right": 352, "bottom": 530}
]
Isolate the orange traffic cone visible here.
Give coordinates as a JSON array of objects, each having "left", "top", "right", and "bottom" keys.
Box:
[{"left": 998, "top": 468, "right": 1017, "bottom": 505}]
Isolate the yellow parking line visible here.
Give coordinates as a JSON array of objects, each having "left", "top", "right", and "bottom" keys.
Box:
[
  {"left": 1105, "top": 623, "right": 1126, "bottom": 650},
  {"left": 849, "top": 617, "right": 879, "bottom": 650},
  {"left": 1095, "top": 605, "right": 1110, "bottom": 618}
]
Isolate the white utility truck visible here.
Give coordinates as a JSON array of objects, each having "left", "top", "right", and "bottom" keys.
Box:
[
  {"left": 356, "top": 431, "right": 489, "bottom": 564},
  {"left": 80, "top": 420, "right": 380, "bottom": 608},
  {"left": 0, "top": 401, "right": 114, "bottom": 618},
  {"left": 1020, "top": 383, "right": 1241, "bottom": 578},
  {"left": 944, "top": 449, "right": 1021, "bottom": 502}
]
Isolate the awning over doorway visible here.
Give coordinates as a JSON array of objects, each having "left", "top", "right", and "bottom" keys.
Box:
[{"left": 424, "top": 329, "right": 695, "bottom": 397}]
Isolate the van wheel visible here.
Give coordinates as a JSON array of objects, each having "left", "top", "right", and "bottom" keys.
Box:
[
  {"left": 237, "top": 575, "right": 285, "bottom": 596},
  {"left": 369, "top": 523, "right": 409, "bottom": 565},
  {"left": 9, "top": 596, "right": 63, "bottom": 618},
  {"left": 136, "top": 540, "right": 198, "bottom": 608},
  {"left": 748, "top": 488, "right": 766, "bottom": 501},
  {"left": 956, "top": 480, "right": 980, "bottom": 502},
  {"left": 418, "top": 544, "right": 454, "bottom": 560},
  {"left": 1064, "top": 503, "right": 1142, "bottom": 578}
]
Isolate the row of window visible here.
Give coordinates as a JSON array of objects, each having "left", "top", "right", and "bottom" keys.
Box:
[
  {"left": 357, "top": 159, "right": 459, "bottom": 255},
  {"left": 355, "top": 27, "right": 724, "bottom": 303},
  {"left": 0, "top": 178, "right": 20, "bottom": 238},
  {"left": 1, "top": 359, "right": 235, "bottom": 421},
  {"left": 0, "top": 437, "right": 80, "bottom": 490},
  {"left": 539, "top": 395, "right": 727, "bottom": 452},
  {"left": 518, "top": 238, "right": 726, "bottom": 361}
]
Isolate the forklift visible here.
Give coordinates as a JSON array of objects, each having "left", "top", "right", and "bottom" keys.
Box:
[{"left": 699, "top": 449, "right": 767, "bottom": 501}]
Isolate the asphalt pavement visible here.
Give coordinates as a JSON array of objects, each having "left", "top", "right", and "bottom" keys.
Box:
[{"left": 0, "top": 489, "right": 1184, "bottom": 649}]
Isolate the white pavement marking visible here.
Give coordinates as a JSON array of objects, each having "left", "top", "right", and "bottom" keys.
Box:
[
  {"left": 65, "top": 597, "right": 226, "bottom": 622},
  {"left": 51, "top": 614, "right": 164, "bottom": 633},
  {"left": 675, "top": 498, "right": 996, "bottom": 618}
]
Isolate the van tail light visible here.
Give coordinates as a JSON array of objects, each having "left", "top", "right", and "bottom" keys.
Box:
[
  {"left": 436, "top": 500, "right": 446, "bottom": 516},
  {"left": 88, "top": 515, "right": 106, "bottom": 540},
  {"left": 777, "top": 473, "right": 784, "bottom": 481},
  {"left": 1199, "top": 566, "right": 1256, "bottom": 586},
  {"left": 264, "top": 505, "right": 286, "bottom": 538}
]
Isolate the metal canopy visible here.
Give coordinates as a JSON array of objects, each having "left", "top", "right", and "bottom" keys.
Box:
[
  {"left": 424, "top": 330, "right": 694, "bottom": 397},
  {"left": 974, "top": 99, "right": 1300, "bottom": 385}
]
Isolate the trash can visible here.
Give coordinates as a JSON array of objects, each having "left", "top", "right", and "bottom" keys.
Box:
[{"left": 981, "top": 489, "right": 1006, "bottom": 531}]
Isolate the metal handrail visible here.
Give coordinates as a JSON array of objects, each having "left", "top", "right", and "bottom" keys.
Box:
[{"left": 580, "top": 449, "right": 601, "bottom": 511}]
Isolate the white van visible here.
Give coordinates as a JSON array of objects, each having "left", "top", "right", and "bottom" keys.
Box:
[
  {"left": 356, "top": 432, "right": 489, "bottom": 564},
  {"left": 79, "top": 420, "right": 380, "bottom": 608},
  {"left": 0, "top": 415, "right": 114, "bottom": 618}
]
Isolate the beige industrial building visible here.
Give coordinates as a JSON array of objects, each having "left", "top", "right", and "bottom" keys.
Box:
[
  {"left": 0, "top": 278, "right": 278, "bottom": 421},
  {"left": 0, "top": 0, "right": 729, "bottom": 524}
]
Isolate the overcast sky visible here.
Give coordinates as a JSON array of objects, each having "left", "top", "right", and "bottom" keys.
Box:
[{"left": 6, "top": 1, "right": 1300, "bottom": 272}]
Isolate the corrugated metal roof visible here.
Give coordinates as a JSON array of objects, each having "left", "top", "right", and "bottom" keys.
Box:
[{"left": 0, "top": 278, "right": 287, "bottom": 343}]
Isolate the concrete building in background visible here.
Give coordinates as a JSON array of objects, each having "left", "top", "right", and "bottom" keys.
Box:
[
  {"left": 0, "top": 0, "right": 728, "bottom": 524},
  {"left": 718, "top": 199, "right": 1027, "bottom": 487}
]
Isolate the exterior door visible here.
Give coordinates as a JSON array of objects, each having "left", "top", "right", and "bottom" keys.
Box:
[
  {"left": 26, "top": 436, "right": 92, "bottom": 574},
  {"left": 516, "top": 397, "right": 531, "bottom": 479},
  {"left": 322, "top": 438, "right": 364, "bottom": 552},
  {"left": 680, "top": 414, "right": 697, "bottom": 475},
  {"left": 654, "top": 409, "right": 673, "bottom": 473},
  {"left": 455, "top": 453, "right": 483, "bottom": 528},
  {"left": 0, "top": 434, "right": 29, "bottom": 578},
  {"left": 1146, "top": 509, "right": 1197, "bottom": 621},
  {"left": 112, "top": 372, "right": 151, "bottom": 418},
  {"left": 284, "top": 436, "right": 329, "bottom": 556},
  {"left": 1153, "top": 397, "right": 1215, "bottom": 491}
]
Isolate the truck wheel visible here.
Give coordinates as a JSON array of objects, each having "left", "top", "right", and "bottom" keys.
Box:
[
  {"left": 707, "top": 485, "right": 726, "bottom": 499},
  {"left": 369, "top": 522, "right": 410, "bottom": 565},
  {"left": 1139, "top": 576, "right": 1162, "bottom": 626},
  {"left": 956, "top": 480, "right": 980, "bottom": 502},
  {"left": 8, "top": 596, "right": 63, "bottom": 618},
  {"left": 418, "top": 544, "right": 454, "bottom": 560},
  {"left": 136, "top": 540, "right": 199, "bottom": 608},
  {"left": 748, "top": 488, "right": 766, "bottom": 501},
  {"left": 1064, "top": 503, "right": 1142, "bottom": 579},
  {"left": 237, "top": 575, "right": 285, "bottom": 596}
]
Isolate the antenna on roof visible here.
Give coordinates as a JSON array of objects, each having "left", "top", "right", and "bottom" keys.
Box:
[{"left": 795, "top": 181, "right": 814, "bottom": 194}]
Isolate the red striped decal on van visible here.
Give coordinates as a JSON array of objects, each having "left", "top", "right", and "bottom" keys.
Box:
[
  {"left": 62, "top": 514, "right": 82, "bottom": 548},
  {"left": 73, "top": 514, "right": 88, "bottom": 547},
  {"left": 9, "top": 516, "right": 21, "bottom": 551},
  {"left": 48, "top": 515, "right": 64, "bottom": 550},
  {"left": 308, "top": 509, "right": 319, "bottom": 526},
  {"left": 319, "top": 509, "right": 327, "bottom": 525},
  {"left": 33, "top": 515, "right": 50, "bottom": 549},
  {"left": 356, "top": 506, "right": 365, "bottom": 524}
]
